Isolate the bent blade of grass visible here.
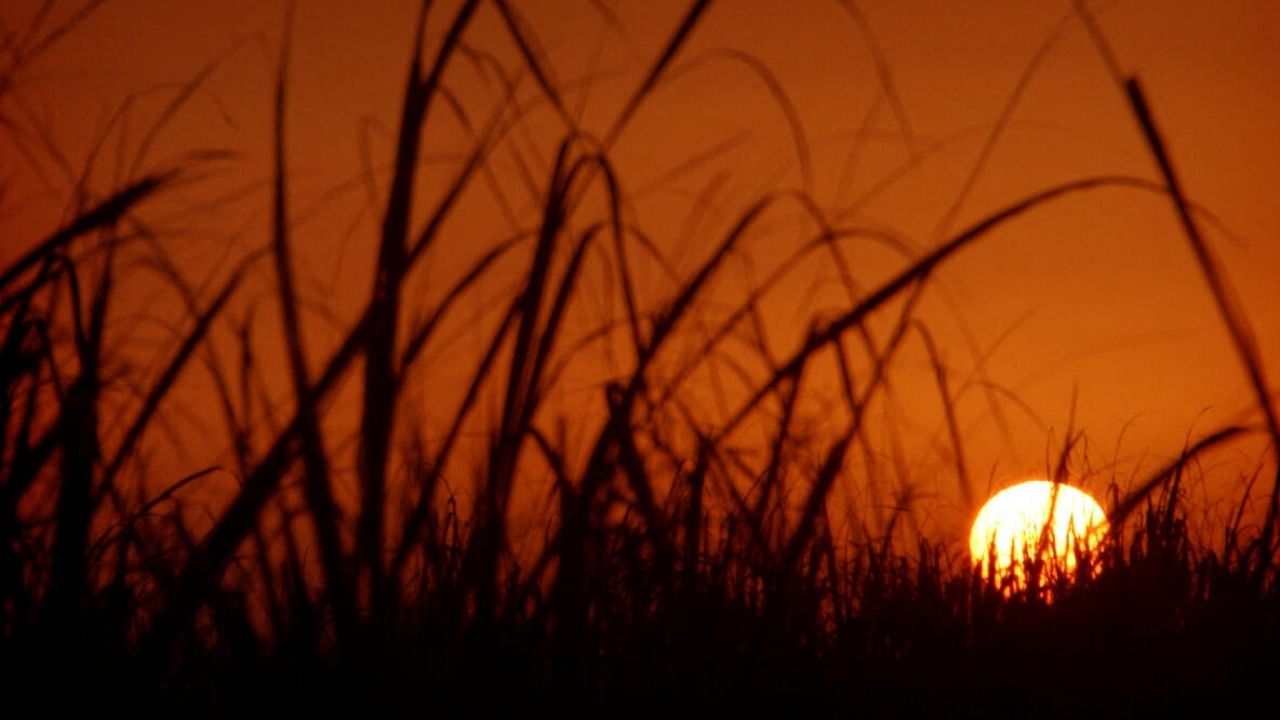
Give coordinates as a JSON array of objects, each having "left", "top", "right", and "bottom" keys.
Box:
[
  {"left": 716, "top": 175, "right": 1159, "bottom": 442},
  {"left": 708, "top": 48, "right": 813, "bottom": 195},
  {"left": 1124, "top": 78, "right": 1280, "bottom": 563},
  {"left": 0, "top": 171, "right": 178, "bottom": 295},
  {"left": 86, "top": 466, "right": 224, "bottom": 565},
  {"left": 1109, "top": 426, "right": 1248, "bottom": 527},
  {"left": 835, "top": 0, "right": 916, "bottom": 158}
]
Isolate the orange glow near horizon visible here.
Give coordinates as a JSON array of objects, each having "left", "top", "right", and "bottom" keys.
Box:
[{"left": 969, "top": 480, "right": 1108, "bottom": 591}]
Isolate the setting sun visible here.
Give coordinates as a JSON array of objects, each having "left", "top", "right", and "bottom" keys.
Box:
[{"left": 969, "top": 480, "right": 1109, "bottom": 588}]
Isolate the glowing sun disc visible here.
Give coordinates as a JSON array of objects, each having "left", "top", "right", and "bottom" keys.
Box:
[{"left": 969, "top": 480, "right": 1108, "bottom": 585}]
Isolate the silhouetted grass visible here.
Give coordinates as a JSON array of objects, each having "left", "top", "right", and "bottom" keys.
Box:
[{"left": 1, "top": 1, "right": 1277, "bottom": 713}]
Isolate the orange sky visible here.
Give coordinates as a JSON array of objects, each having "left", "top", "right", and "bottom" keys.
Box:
[{"left": 4, "top": 0, "right": 1278, "bottom": 545}]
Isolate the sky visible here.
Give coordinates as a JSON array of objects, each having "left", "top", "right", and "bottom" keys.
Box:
[{"left": 3, "top": 0, "right": 1278, "bottom": 544}]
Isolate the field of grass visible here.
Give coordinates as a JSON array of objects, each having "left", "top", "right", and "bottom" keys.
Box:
[{"left": 2, "top": 1, "right": 1278, "bottom": 712}]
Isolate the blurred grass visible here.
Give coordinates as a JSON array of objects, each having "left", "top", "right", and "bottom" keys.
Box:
[{"left": 1, "top": 0, "right": 1277, "bottom": 712}]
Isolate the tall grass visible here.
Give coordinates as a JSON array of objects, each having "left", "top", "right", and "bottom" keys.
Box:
[{"left": 1, "top": 0, "right": 1277, "bottom": 711}]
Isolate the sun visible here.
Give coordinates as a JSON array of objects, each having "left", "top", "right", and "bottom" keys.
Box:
[{"left": 969, "top": 480, "right": 1108, "bottom": 590}]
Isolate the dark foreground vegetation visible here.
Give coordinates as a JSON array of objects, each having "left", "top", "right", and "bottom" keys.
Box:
[{"left": 2, "top": 1, "right": 1278, "bottom": 713}]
